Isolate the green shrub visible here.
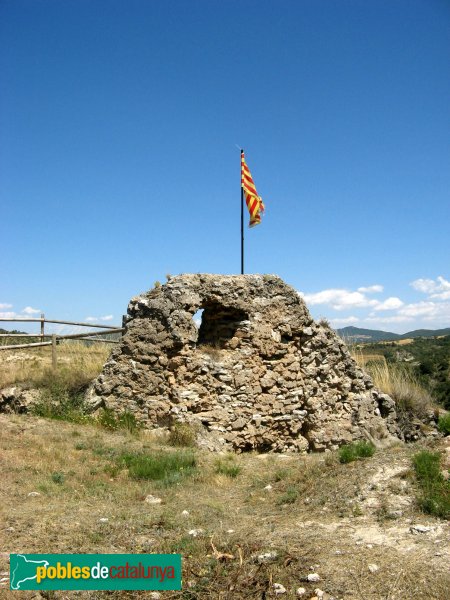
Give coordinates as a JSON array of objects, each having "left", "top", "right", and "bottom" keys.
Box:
[
  {"left": 32, "top": 385, "right": 88, "bottom": 424},
  {"left": 214, "top": 455, "right": 241, "bottom": 478},
  {"left": 413, "top": 450, "right": 449, "bottom": 520},
  {"left": 97, "top": 409, "right": 140, "bottom": 434},
  {"left": 277, "top": 486, "right": 298, "bottom": 505},
  {"left": 339, "top": 441, "right": 375, "bottom": 464},
  {"left": 51, "top": 472, "right": 65, "bottom": 484},
  {"left": 119, "top": 450, "right": 197, "bottom": 485},
  {"left": 97, "top": 408, "right": 118, "bottom": 430},
  {"left": 437, "top": 413, "right": 450, "bottom": 436},
  {"left": 117, "top": 411, "right": 140, "bottom": 434},
  {"left": 168, "top": 423, "right": 197, "bottom": 447}
]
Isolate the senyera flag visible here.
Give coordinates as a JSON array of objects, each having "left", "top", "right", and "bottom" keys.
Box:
[{"left": 241, "top": 151, "right": 265, "bottom": 227}]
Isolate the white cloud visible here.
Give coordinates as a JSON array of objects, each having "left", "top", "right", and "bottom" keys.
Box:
[
  {"left": 22, "top": 306, "right": 41, "bottom": 315},
  {"left": 365, "top": 315, "right": 413, "bottom": 325},
  {"left": 410, "top": 276, "right": 450, "bottom": 300},
  {"left": 357, "top": 285, "right": 383, "bottom": 294},
  {"left": 330, "top": 316, "right": 359, "bottom": 325},
  {"left": 410, "top": 278, "right": 436, "bottom": 294},
  {"left": 0, "top": 311, "right": 16, "bottom": 319},
  {"left": 0, "top": 303, "right": 13, "bottom": 309},
  {"left": 373, "top": 297, "right": 404, "bottom": 311},
  {"left": 397, "top": 301, "right": 450, "bottom": 321},
  {"left": 300, "top": 289, "right": 379, "bottom": 311},
  {"left": 85, "top": 316, "right": 99, "bottom": 323},
  {"left": 100, "top": 315, "right": 114, "bottom": 321}
]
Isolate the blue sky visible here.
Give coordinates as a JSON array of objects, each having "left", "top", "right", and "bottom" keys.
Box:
[{"left": 1, "top": 0, "right": 449, "bottom": 334}]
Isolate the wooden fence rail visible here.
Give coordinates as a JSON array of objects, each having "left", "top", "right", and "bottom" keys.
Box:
[{"left": 0, "top": 315, "right": 124, "bottom": 366}]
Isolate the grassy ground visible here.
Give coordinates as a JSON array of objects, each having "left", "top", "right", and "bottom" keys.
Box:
[
  {"left": 0, "top": 341, "right": 110, "bottom": 390},
  {"left": 0, "top": 414, "right": 449, "bottom": 599},
  {"left": 0, "top": 343, "right": 449, "bottom": 599}
]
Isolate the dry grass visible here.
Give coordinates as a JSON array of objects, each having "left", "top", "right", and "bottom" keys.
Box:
[
  {"left": 364, "top": 361, "right": 434, "bottom": 419},
  {"left": 0, "top": 414, "right": 449, "bottom": 599},
  {"left": 0, "top": 341, "right": 110, "bottom": 389},
  {"left": 352, "top": 349, "right": 435, "bottom": 420}
]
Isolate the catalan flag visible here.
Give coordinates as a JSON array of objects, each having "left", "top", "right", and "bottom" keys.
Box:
[{"left": 241, "top": 151, "right": 265, "bottom": 227}]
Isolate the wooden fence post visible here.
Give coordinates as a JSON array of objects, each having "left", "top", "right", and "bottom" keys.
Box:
[
  {"left": 41, "top": 313, "right": 45, "bottom": 343},
  {"left": 52, "top": 334, "right": 57, "bottom": 369}
]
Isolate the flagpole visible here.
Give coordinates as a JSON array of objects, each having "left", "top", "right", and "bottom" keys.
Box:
[{"left": 240, "top": 149, "right": 244, "bottom": 275}]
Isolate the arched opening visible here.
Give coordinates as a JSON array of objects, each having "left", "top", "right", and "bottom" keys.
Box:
[{"left": 197, "top": 301, "right": 249, "bottom": 349}]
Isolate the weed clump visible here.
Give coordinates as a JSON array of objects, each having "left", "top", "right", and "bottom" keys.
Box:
[
  {"left": 32, "top": 374, "right": 90, "bottom": 424},
  {"left": 412, "top": 450, "right": 449, "bottom": 519},
  {"left": 119, "top": 450, "right": 197, "bottom": 485},
  {"left": 168, "top": 423, "right": 197, "bottom": 447},
  {"left": 51, "top": 472, "right": 65, "bottom": 484},
  {"left": 214, "top": 454, "right": 241, "bottom": 478},
  {"left": 277, "top": 486, "right": 298, "bottom": 505},
  {"left": 339, "top": 441, "right": 375, "bottom": 464},
  {"left": 437, "top": 413, "right": 450, "bottom": 436},
  {"left": 97, "top": 408, "right": 140, "bottom": 434}
]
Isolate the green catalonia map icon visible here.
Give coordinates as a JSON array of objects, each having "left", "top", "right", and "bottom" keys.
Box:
[{"left": 10, "top": 555, "right": 49, "bottom": 590}]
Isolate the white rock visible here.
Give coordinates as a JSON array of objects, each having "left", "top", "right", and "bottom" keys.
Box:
[
  {"left": 27, "top": 492, "right": 41, "bottom": 497},
  {"left": 99, "top": 518, "right": 109, "bottom": 523},
  {"left": 256, "top": 551, "right": 278, "bottom": 564},
  {"left": 296, "top": 588, "right": 306, "bottom": 597},
  {"left": 368, "top": 564, "right": 379, "bottom": 573},
  {"left": 264, "top": 484, "right": 273, "bottom": 491},
  {"left": 226, "top": 529, "right": 235, "bottom": 533},
  {"left": 188, "top": 529, "right": 204, "bottom": 537},
  {"left": 181, "top": 510, "right": 189, "bottom": 516},
  {"left": 410, "top": 524, "right": 434, "bottom": 534},
  {"left": 307, "top": 573, "right": 321, "bottom": 582},
  {"left": 145, "top": 495, "right": 162, "bottom": 505},
  {"left": 315, "top": 590, "right": 325, "bottom": 599},
  {"left": 149, "top": 593, "right": 161, "bottom": 600},
  {"left": 273, "top": 583, "right": 286, "bottom": 595}
]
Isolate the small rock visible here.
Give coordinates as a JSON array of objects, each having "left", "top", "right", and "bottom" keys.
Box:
[
  {"left": 368, "top": 564, "right": 379, "bottom": 573},
  {"left": 27, "top": 492, "right": 41, "bottom": 497},
  {"left": 296, "top": 588, "right": 306, "bottom": 597},
  {"left": 315, "top": 589, "right": 325, "bottom": 599},
  {"left": 410, "top": 524, "right": 434, "bottom": 534},
  {"left": 226, "top": 529, "right": 235, "bottom": 533},
  {"left": 181, "top": 510, "right": 189, "bottom": 516},
  {"left": 307, "top": 573, "right": 321, "bottom": 583},
  {"left": 149, "top": 593, "right": 161, "bottom": 600},
  {"left": 264, "top": 484, "right": 273, "bottom": 491},
  {"left": 273, "top": 583, "right": 286, "bottom": 595},
  {"left": 188, "top": 529, "right": 204, "bottom": 537},
  {"left": 99, "top": 518, "right": 109, "bottom": 523},
  {"left": 256, "top": 551, "right": 278, "bottom": 564},
  {"left": 145, "top": 494, "right": 162, "bottom": 505},
  {"left": 0, "top": 578, "right": 9, "bottom": 583}
]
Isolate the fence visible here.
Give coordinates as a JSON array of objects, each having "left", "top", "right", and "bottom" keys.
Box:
[{"left": 0, "top": 314, "right": 124, "bottom": 368}]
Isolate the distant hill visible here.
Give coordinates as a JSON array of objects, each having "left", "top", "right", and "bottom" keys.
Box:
[{"left": 336, "top": 325, "right": 450, "bottom": 343}]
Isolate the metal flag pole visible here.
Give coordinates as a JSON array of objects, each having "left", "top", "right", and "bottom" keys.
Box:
[{"left": 241, "top": 149, "right": 244, "bottom": 275}]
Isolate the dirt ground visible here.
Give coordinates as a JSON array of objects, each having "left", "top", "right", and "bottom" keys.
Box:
[{"left": 0, "top": 413, "right": 449, "bottom": 599}]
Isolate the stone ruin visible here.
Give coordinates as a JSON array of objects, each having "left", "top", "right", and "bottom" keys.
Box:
[{"left": 87, "top": 274, "right": 401, "bottom": 452}]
